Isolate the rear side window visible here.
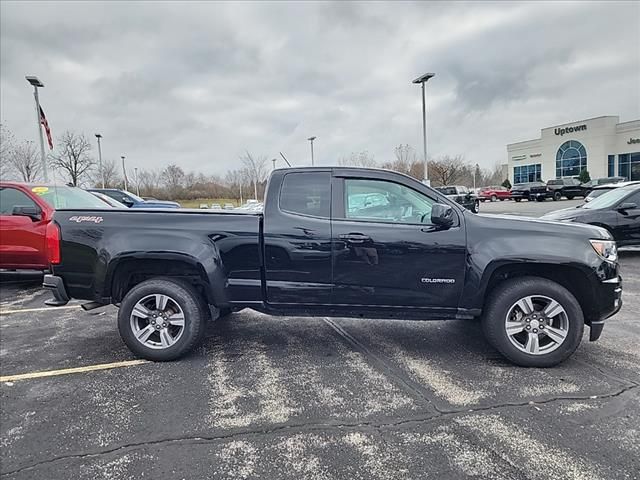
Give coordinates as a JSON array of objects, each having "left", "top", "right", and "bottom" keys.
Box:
[
  {"left": 0, "top": 188, "right": 38, "bottom": 214},
  {"left": 279, "top": 172, "right": 331, "bottom": 218}
]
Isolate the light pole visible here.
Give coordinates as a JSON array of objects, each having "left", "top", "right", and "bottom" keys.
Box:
[
  {"left": 412, "top": 72, "right": 435, "bottom": 186},
  {"left": 121, "top": 156, "right": 128, "bottom": 191},
  {"left": 95, "top": 134, "right": 104, "bottom": 188},
  {"left": 25, "top": 76, "right": 48, "bottom": 182},
  {"left": 307, "top": 136, "right": 316, "bottom": 166},
  {"left": 134, "top": 167, "right": 140, "bottom": 196},
  {"left": 473, "top": 163, "right": 479, "bottom": 191}
]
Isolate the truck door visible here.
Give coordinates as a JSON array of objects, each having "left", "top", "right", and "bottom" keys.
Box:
[
  {"left": 330, "top": 173, "right": 467, "bottom": 310},
  {"left": 0, "top": 187, "right": 48, "bottom": 269},
  {"left": 263, "top": 170, "right": 333, "bottom": 305}
]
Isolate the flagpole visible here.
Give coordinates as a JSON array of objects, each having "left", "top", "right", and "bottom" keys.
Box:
[{"left": 27, "top": 78, "right": 48, "bottom": 182}]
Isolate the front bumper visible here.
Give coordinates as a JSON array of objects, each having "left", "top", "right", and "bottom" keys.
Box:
[
  {"left": 589, "top": 275, "right": 623, "bottom": 341},
  {"left": 43, "top": 274, "right": 70, "bottom": 306}
]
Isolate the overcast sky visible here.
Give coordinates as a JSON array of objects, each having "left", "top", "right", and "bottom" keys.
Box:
[{"left": 1, "top": 1, "right": 639, "bottom": 177}]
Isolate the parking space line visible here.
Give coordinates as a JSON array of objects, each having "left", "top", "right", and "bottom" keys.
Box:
[
  {"left": 0, "top": 305, "right": 81, "bottom": 315},
  {"left": 0, "top": 359, "right": 149, "bottom": 382}
]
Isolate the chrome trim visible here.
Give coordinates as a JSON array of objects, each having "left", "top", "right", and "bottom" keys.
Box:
[{"left": 602, "top": 277, "right": 620, "bottom": 284}]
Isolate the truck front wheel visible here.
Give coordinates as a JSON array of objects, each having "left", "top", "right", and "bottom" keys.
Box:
[
  {"left": 118, "top": 278, "right": 207, "bottom": 361},
  {"left": 482, "top": 277, "right": 584, "bottom": 367}
]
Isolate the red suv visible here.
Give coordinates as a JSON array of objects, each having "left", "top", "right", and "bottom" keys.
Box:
[
  {"left": 478, "top": 186, "right": 511, "bottom": 202},
  {"left": 0, "top": 182, "right": 108, "bottom": 270}
]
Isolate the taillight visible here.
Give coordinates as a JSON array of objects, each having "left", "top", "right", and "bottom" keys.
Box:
[{"left": 45, "top": 222, "right": 61, "bottom": 265}]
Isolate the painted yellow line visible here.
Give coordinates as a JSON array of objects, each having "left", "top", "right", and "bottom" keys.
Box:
[
  {"left": 1, "top": 359, "right": 149, "bottom": 383},
  {"left": 0, "top": 305, "right": 81, "bottom": 315}
]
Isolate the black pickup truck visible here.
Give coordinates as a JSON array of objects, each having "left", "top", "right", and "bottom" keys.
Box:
[{"left": 44, "top": 167, "right": 622, "bottom": 367}]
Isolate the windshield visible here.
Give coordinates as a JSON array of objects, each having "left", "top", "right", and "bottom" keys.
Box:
[
  {"left": 583, "top": 186, "right": 639, "bottom": 209},
  {"left": 124, "top": 191, "right": 145, "bottom": 202},
  {"left": 31, "top": 185, "right": 110, "bottom": 209}
]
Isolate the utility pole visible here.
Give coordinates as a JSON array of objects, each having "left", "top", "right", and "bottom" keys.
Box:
[
  {"left": 121, "top": 156, "right": 128, "bottom": 191},
  {"left": 307, "top": 136, "right": 316, "bottom": 166},
  {"left": 134, "top": 167, "right": 140, "bottom": 196},
  {"left": 95, "top": 134, "right": 104, "bottom": 188}
]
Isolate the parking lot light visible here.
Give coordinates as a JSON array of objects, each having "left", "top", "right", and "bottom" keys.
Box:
[{"left": 412, "top": 72, "right": 435, "bottom": 186}]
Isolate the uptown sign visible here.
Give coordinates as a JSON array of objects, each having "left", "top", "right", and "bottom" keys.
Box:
[{"left": 555, "top": 124, "right": 587, "bottom": 136}]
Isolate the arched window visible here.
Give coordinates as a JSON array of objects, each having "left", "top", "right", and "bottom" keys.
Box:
[{"left": 556, "top": 141, "right": 587, "bottom": 178}]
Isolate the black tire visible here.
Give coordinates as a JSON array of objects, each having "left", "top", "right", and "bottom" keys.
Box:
[
  {"left": 500, "top": 198, "right": 505, "bottom": 201},
  {"left": 515, "top": 198, "right": 522, "bottom": 202},
  {"left": 482, "top": 277, "right": 584, "bottom": 367},
  {"left": 553, "top": 191, "right": 561, "bottom": 201},
  {"left": 536, "top": 196, "right": 545, "bottom": 202},
  {"left": 566, "top": 195, "right": 575, "bottom": 200},
  {"left": 491, "top": 195, "right": 497, "bottom": 202},
  {"left": 118, "top": 278, "right": 207, "bottom": 361},
  {"left": 472, "top": 200, "right": 480, "bottom": 213}
]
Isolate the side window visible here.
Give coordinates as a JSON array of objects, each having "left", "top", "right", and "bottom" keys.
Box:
[
  {"left": 343, "top": 179, "right": 435, "bottom": 224},
  {"left": 623, "top": 192, "right": 640, "bottom": 206},
  {"left": 279, "top": 172, "right": 331, "bottom": 218},
  {"left": 0, "top": 188, "right": 37, "bottom": 215}
]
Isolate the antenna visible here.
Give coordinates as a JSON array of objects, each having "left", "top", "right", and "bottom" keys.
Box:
[{"left": 279, "top": 152, "right": 292, "bottom": 167}]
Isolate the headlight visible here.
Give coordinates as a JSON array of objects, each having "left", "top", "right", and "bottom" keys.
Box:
[{"left": 590, "top": 239, "right": 618, "bottom": 262}]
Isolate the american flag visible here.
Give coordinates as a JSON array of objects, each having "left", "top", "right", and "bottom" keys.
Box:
[{"left": 39, "top": 106, "right": 53, "bottom": 150}]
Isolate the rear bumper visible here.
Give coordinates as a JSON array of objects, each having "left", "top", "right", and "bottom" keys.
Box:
[
  {"left": 43, "top": 274, "right": 70, "bottom": 306},
  {"left": 589, "top": 275, "right": 623, "bottom": 341}
]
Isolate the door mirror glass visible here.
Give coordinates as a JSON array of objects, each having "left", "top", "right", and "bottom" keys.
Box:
[
  {"left": 617, "top": 202, "right": 638, "bottom": 211},
  {"left": 12, "top": 205, "right": 42, "bottom": 221},
  {"left": 431, "top": 203, "right": 454, "bottom": 228}
]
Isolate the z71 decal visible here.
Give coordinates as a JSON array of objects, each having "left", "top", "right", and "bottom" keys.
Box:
[{"left": 69, "top": 215, "right": 104, "bottom": 224}]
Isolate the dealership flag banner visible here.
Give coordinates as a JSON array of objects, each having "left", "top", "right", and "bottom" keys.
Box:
[{"left": 39, "top": 106, "right": 53, "bottom": 150}]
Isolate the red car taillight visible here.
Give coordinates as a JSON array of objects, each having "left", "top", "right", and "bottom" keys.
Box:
[{"left": 45, "top": 222, "right": 61, "bottom": 265}]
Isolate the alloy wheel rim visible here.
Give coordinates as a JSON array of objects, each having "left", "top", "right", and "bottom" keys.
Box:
[
  {"left": 504, "top": 294, "right": 569, "bottom": 355},
  {"left": 130, "top": 294, "right": 185, "bottom": 349}
]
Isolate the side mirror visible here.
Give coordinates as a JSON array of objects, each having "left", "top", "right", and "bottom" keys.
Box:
[
  {"left": 12, "top": 205, "right": 42, "bottom": 221},
  {"left": 617, "top": 202, "right": 637, "bottom": 212},
  {"left": 430, "top": 203, "right": 454, "bottom": 228}
]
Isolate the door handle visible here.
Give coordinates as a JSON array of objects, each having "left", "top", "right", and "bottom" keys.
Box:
[{"left": 339, "top": 233, "right": 371, "bottom": 243}]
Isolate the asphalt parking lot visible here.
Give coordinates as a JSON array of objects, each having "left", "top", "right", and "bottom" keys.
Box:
[{"left": 1, "top": 199, "right": 639, "bottom": 480}]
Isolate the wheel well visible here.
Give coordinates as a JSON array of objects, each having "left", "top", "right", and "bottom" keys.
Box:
[
  {"left": 110, "top": 259, "right": 210, "bottom": 304},
  {"left": 484, "top": 264, "right": 597, "bottom": 323}
]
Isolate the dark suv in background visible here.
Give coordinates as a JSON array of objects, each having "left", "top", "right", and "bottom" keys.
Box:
[
  {"left": 546, "top": 178, "right": 588, "bottom": 201},
  {"left": 510, "top": 182, "right": 549, "bottom": 202}
]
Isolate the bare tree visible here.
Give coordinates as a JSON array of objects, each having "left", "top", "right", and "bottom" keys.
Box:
[
  {"left": 138, "top": 169, "right": 162, "bottom": 197},
  {"left": 338, "top": 150, "right": 377, "bottom": 167},
  {"left": 429, "top": 155, "right": 466, "bottom": 186},
  {"left": 9, "top": 141, "right": 41, "bottom": 182},
  {"left": 240, "top": 152, "right": 268, "bottom": 200},
  {"left": 49, "top": 131, "right": 95, "bottom": 186},
  {"left": 0, "top": 124, "right": 16, "bottom": 180},
  {"left": 91, "top": 157, "right": 121, "bottom": 188},
  {"left": 163, "top": 164, "right": 185, "bottom": 198}
]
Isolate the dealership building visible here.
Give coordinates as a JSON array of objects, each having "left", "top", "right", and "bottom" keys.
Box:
[{"left": 506, "top": 116, "right": 640, "bottom": 184}]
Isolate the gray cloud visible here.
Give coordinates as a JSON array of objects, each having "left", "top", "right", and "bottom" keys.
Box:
[{"left": 1, "top": 1, "right": 638, "bottom": 178}]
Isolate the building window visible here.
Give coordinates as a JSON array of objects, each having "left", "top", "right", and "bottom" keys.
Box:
[
  {"left": 619, "top": 152, "right": 640, "bottom": 181},
  {"left": 556, "top": 140, "right": 587, "bottom": 178},
  {"left": 513, "top": 164, "right": 542, "bottom": 184},
  {"left": 608, "top": 155, "right": 615, "bottom": 177}
]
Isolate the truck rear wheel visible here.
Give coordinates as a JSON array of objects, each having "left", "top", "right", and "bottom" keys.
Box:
[
  {"left": 118, "top": 278, "right": 207, "bottom": 361},
  {"left": 482, "top": 277, "right": 584, "bottom": 367}
]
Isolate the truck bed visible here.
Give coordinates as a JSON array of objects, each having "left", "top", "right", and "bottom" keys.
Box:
[{"left": 53, "top": 208, "right": 263, "bottom": 305}]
